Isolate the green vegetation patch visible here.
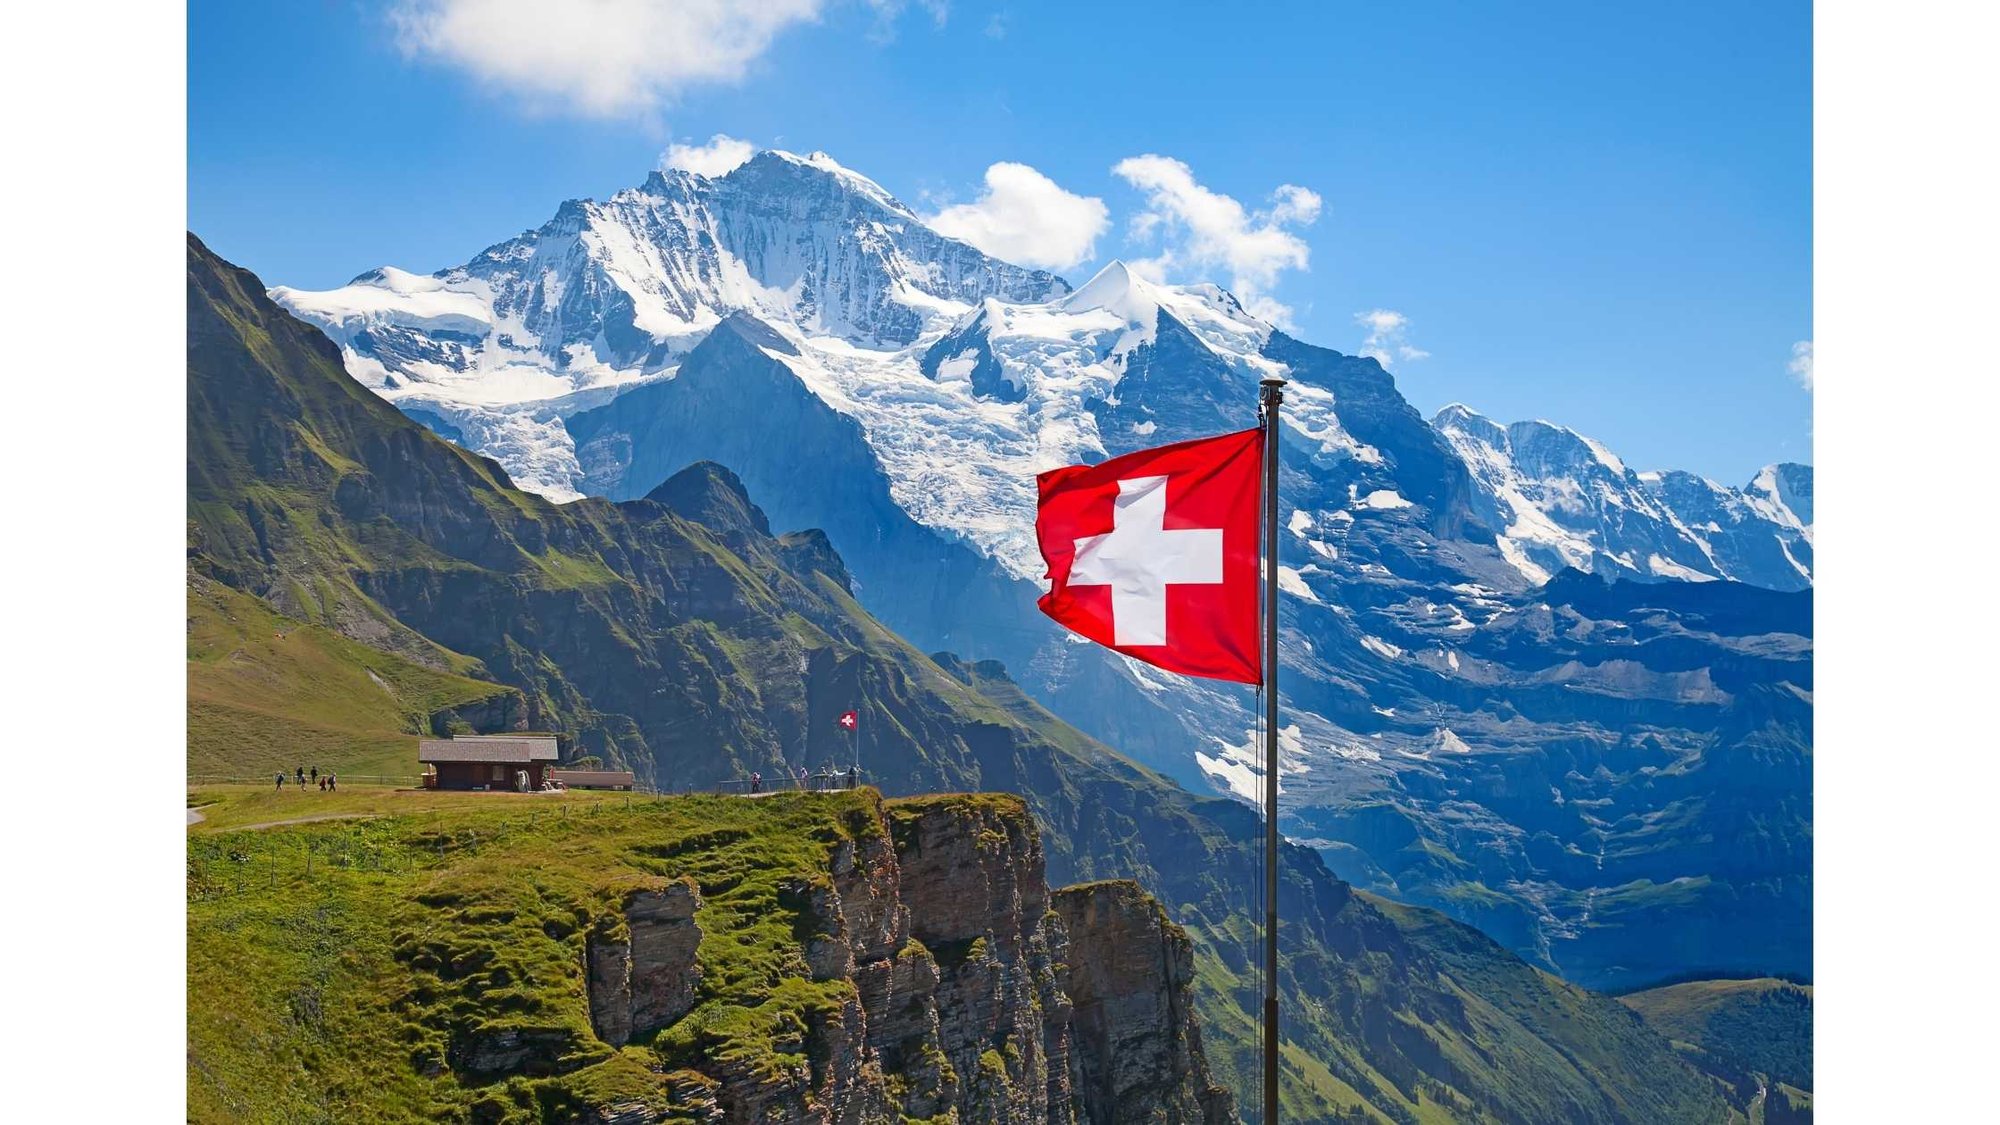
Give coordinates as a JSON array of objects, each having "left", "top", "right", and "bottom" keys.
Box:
[
  {"left": 188, "top": 786, "right": 888, "bottom": 1122},
  {"left": 187, "top": 576, "right": 513, "bottom": 777},
  {"left": 1621, "top": 977, "right": 1812, "bottom": 1097}
]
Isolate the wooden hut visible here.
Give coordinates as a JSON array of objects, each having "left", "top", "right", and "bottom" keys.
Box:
[{"left": 419, "top": 735, "right": 560, "bottom": 791}]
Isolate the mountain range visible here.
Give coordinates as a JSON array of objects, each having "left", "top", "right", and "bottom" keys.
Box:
[
  {"left": 188, "top": 232, "right": 1751, "bottom": 1122},
  {"left": 266, "top": 148, "right": 1812, "bottom": 994}
]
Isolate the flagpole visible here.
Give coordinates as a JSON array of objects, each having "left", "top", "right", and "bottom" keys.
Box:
[{"left": 1259, "top": 373, "right": 1285, "bottom": 1124}]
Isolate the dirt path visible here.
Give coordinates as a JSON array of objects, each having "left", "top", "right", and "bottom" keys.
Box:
[{"left": 187, "top": 808, "right": 205, "bottom": 826}]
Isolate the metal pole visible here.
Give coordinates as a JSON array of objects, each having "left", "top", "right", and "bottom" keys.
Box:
[{"left": 1259, "top": 374, "right": 1285, "bottom": 1124}]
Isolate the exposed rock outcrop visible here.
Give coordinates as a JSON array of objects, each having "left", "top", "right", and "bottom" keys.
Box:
[
  {"left": 1056, "top": 881, "right": 1234, "bottom": 1125},
  {"left": 588, "top": 878, "right": 704, "bottom": 1047},
  {"left": 889, "top": 795, "right": 1078, "bottom": 1124},
  {"left": 592, "top": 794, "right": 1234, "bottom": 1125}
]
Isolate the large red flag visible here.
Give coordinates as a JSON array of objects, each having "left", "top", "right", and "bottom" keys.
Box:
[{"left": 1035, "top": 428, "right": 1263, "bottom": 684}]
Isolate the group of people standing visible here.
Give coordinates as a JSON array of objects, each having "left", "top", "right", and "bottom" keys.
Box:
[
  {"left": 745, "top": 763, "right": 860, "bottom": 794},
  {"left": 274, "top": 765, "right": 337, "bottom": 792}
]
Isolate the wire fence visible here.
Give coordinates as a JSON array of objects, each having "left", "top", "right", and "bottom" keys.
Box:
[
  {"left": 186, "top": 775, "right": 881, "bottom": 901},
  {"left": 186, "top": 791, "right": 673, "bottom": 901},
  {"left": 713, "top": 770, "right": 870, "bottom": 795},
  {"left": 188, "top": 773, "right": 870, "bottom": 794},
  {"left": 189, "top": 773, "right": 422, "bottom": 788}
]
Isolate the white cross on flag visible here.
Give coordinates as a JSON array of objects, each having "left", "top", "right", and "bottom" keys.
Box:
[
  {"left": 1034, "top": 428, "right": 1262, "bottom": 684},
  {"left": 838, "top": 710, "right": 858, "bottom": 732}
]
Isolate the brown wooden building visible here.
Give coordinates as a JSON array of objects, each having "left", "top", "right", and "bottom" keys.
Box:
[{"left": 419, "top": 735, "right": 560, "bottom": 791}]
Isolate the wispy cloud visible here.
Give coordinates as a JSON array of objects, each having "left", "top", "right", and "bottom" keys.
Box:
[
  {"left": 389, "top": 0, "right": 826, "bottom": 118},
  {"left": 1111, "top": 154, "right": 1321, "bottom": 326},
  {"left": 1355, "top": 309, "right": 1429, "bottom": 367},
  {"left": 925, "top": 162, "right": 1109, "bottom": 272},
  {"left": 660, "top": 134, "right": 757, "bottom": 178},
  {"left": 862, "top": 0, "right": 948, "bottom": 44},
  {"left": 1789, "top": 339, "right": 1813, "bottom": 391}
]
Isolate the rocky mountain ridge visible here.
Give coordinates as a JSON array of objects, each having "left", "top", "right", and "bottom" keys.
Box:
[{"left": 1433, "top": 404, "right": 1812, "bottom": 590}]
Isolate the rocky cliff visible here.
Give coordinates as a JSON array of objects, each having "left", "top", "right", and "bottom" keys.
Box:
[
  {"left": 388, "top": 789, "right": 1234, "bottom": 1124},
  {"left": 615, "top": 792, "right": 1235, "bottom": 1124},
  {"left": 1056, "top": 880, "right": 1234, "bottom": 1125}
]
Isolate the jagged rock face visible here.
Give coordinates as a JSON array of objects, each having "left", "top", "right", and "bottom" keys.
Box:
[
  {"left": 889, "top": 797, "right": 1078, "bottom": 1125},
  {"left": 588, "top": 879, "right": 704, "bottom": 1047},
  {"left": 630, "top": 795, "right": 1232, "bottom": 1125},
  {"left": 428, "top": 689, "right": 531, "bottom": 737},
  {"left": 1055, "top": 881, "right": 1234, "bottom": 1125}
]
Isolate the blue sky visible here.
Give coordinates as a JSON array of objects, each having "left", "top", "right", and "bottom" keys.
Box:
[{"left": 189, "top": 0, "right": 1811, "bottom": 482}]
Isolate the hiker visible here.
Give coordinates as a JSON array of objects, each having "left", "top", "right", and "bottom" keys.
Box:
[
  {"left": 795, "top": 764, "right": 809, "bottom": 791},
  {"left": 310, "top": 766, "right": 318, "bottom": 783},
  {"left": 327, "top": 773, "right": 337, "bottom": 792},
  {"left": 296, "top": 766, "right": 306, "bottom": 787},
  {"left": 275, "top": 772, "right": 284, "bottom": 790},
  {"left": 318, "top": 776, "right": 327, "bottom": 792},
  {"left": 847, "top": 764, "right": 858, "bottom": 790},
  {"left": 818, "top": 765, "right": 833, "bottom": 791}
]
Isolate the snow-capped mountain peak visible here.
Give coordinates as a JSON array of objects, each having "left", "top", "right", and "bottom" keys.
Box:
[
  {"left": 270, "top": 147, "right": 1808, "bottom": 592},
  {"left": 1061, "top": 259, "right": 1158, "bottom": 323},
  {"left": 1433, "top": 403, "right": 1812, "bottom": 588}
]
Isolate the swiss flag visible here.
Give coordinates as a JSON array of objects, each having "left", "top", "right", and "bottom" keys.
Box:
[
  {"left": 838, "top": 710, "right": 858, "bottom": 732},
  {"left": 1035, "top": 428, "right": 1262, "bottom": 684}
]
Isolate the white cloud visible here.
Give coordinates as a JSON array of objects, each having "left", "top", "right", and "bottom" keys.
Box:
[
  {"left": 925, "top": 162, "right": 1110, "bottom": 271},
  {"left": 390, "top": 0, "right": 826, "bottom": 118},
  {"left": 1111, "top": 154, "right": 1321, "bottom": 325},
  {"left": 1789, "top": 339, "right": 1814, "bottom": 391},
  {"left": 1355, "top": 308, "right": 1429, "bottom": 367},
  {"left": 660, "top": 134, "right": 757, "bottom": 178}
]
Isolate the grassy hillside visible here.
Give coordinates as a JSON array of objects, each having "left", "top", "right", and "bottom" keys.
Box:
[
  {"left": 188, "top": 573, "right": 519, "bottom": 777},
  {"left": 184, "top": 233, "right": 1728, "bottom": 1123},
  {"left": 188, "top": 785, "right": 892, "bottom": 1122},
  {"left": 1622, "top": 978, "right": 1813, "bottom": 1101}
]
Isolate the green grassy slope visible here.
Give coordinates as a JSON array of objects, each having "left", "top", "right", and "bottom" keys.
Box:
[
  {"left": 188, "top": 786, "right": 903, "bottom": 1122},
  {"left": 1622, "top": 978, "right": 1812, "bottom": 1101},
  {"left": 188, "top": 573, "right": 520, "bottom": 776},
  {"left": 184, "top": 233, "right": 1727, "bottom": 1123}
]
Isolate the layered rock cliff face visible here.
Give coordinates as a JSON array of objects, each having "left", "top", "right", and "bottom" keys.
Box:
[
  {"left": 1056, "top": 881, "right": 1234, "bottom": 1125},
  {"left": 588, "top": 878, "right": 705, "bottom": 1047},
  {"left": 600, "top": 794, "right": 1234, "bottom": 1125}
]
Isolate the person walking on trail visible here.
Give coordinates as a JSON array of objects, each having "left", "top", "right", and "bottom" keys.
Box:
[
  {"left": 296, "top": 766, "right": 306, "bottom": 787},
  {"left": 795, "top": 765, "right": 808, "bottom": 792},
  {"left": 847, "top": 764, "right": 859, "bottom": 790},
  {"left": 275, "top": 772, "right": 285, "bottom": 791},
  {"left": 327, "top": 773, "right": 337, "bottom": 792},
  {"left": 750, "top": 771, "right": 762, "bottom": 794},
  {"left": 310, "top": 766, "right": 317, "bottom": 783},
  {"left": 318, "top": 776, "right": 327, "bottom": 792}
]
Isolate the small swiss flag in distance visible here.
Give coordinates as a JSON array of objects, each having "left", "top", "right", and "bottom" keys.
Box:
[
  {"left": 838, "top": 710, "right": 858, "bottom": 732},
  {"left": 1035, "top": 428, "right": 1263, "bottom": 684}
]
